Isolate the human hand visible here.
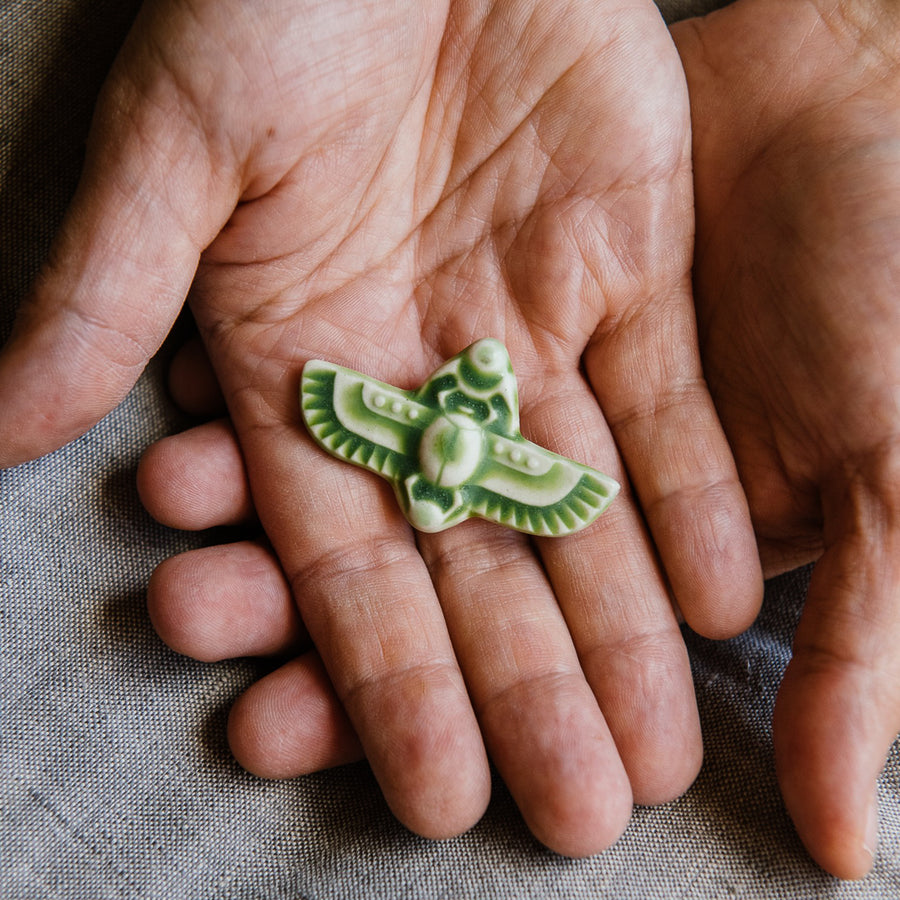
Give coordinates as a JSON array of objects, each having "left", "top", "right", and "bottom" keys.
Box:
[
  {"left": 1, "top": 0, "right": 762, "bottom": 853},
  {"left": 673, "top": 0, "right": 900, "bottom": 878}
]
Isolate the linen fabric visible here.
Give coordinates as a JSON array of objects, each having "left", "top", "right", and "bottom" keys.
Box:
[{"left": 2, "top": 1, "right": 899, "bottom": 897}]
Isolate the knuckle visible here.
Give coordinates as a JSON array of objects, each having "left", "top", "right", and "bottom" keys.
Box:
[
  {"left": 421, "top": 526, "right": 532, "bottom": 589},
  {"left": 289, "top": 534, "right": 415, "bottom": 602}
]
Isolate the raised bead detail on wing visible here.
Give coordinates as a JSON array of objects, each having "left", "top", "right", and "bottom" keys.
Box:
[{"left": 300, "top": 339, "right": 619, "bottom": 536}]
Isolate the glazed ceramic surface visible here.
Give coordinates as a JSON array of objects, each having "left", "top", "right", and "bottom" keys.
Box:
[{"left": 301, "top": 339, "right": 619, "bottom": 535}]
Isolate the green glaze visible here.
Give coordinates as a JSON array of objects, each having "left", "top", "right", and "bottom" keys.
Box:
[{"left": 300, "top": 339, "right": 619, "bottom": 535}]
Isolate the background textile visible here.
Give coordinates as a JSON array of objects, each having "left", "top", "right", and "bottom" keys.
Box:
[{"left": 2, "top": 1, "right": 899, "bottom": 897}]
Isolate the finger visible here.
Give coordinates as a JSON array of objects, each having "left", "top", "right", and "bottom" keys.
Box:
[
  {"left": 229, "top": 652, "right": 363, "bottom": 777},
  {"left": 167, "top": 336, "right": 228, "bottom": 417},
  {"left": 0, "top": 39, "right": 236, "bottom": 467},
  {"left": 236, "top": 420, "right": 492, "bottom": 840},
  {"left": 587, "top": 294, "right": 763, "bottom": 639},
  {"left": 520, "top": 375, "right": 703, "bottom": 804},
  {"left": 148, "top": 540, "right": 307, "bottom": 662},
  {"left": 137, "top": 419, "right": 255, "bottom": 530},
  {"left": 773, "top": 453, "right": 900, "bottom": 880},
  {"left": 541, "top": 517, "right": 703, "bottom": 802},
  {"left": 419, "top": 522, "right": 633, "bottom": 858}
]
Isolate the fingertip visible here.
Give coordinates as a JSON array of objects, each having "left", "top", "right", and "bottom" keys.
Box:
[
  {"left": 0, "top": 120, "right": 211, "bottom": 468},
  {"left": 582, "top": 631, "right": 703, "bottom": 807},
  {"left": 228, "top": 654, "right": 363, "bottom": 778},
  {"left": 527, "top": 750, "right": 633, "bottom": 859},
  {"left": 0, "top": 316, "right": 142, "bottom": 468},
  {"left": 236, "top": 664, "right": 493, "bottom": 841},
  {"left": 773, "top": 666, "right": 884, "bottom": 880},
  {"left": 147, "top": 542, "right": 306, "bottom": 661},
  {"left": 480, "top": 677, "right": 634, "bottom": 858},
  {"left": 137, "top": 419, "right": 254, "bottom": 529},
  {"left": 332, "top": 660, "right": 492, "bottom": 841},
  {"left": 612, "top": 693, "right": 703, "bottom": 809},
  {"left": 664, "top": 483, "right": 764, "bottom": 640},
  {"left": 532, "top": 774, "right": 633, "bottom": 860},
  {"left": 147, "top": 557, "right": 219, "bottom": 662},
  {"left": 136, "top": 441, "right": 170, "bottom": 522},
  {"left": 373, "top": 692, "right": 493, "bottom": 842},
  {"left": 534, "top": 799, "right": 632, "bottom": 860},
  {"left": 772, "top": 497, "right": 900, "bottom": 878}
]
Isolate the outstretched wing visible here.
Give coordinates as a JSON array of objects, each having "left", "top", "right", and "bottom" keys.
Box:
[
  {"left": 464, "top": 432, "right": 620, "bottom": 537},
  {"left": 301, "top": 360, "right": 435, "bottom": 481}
]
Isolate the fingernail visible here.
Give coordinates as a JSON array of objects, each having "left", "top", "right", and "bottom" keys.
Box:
[{"left": 864, "top": 794, "right": 879, "bottom": 859}]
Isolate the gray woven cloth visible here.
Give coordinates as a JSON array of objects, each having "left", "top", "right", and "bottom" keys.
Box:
[{"left": 2, "top": 1, "right": 899, "bottom": 897}]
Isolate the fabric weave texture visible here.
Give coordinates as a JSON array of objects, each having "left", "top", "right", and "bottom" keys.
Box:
[{"left": 2, "top": 1, "right": 899, "bottom": 897}]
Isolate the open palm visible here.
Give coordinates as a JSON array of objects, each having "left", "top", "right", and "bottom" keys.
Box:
[
  {"left": 0, "top": 0, "right": 761, "bottom": 854},
  {"left": 674, "top": 0, "right": 900, "bottom": 879}
]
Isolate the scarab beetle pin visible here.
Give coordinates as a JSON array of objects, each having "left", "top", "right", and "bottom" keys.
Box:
[{"left": 300, "top": 338, "right": 619, "bottom": 535}]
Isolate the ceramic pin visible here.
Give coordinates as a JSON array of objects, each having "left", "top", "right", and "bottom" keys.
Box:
[{"left": 300, "top": 338, "right": 619, "bottom": 535}]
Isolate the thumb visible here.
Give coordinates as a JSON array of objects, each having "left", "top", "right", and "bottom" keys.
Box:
[
  {"left": 773, "top": 450, "right": 900, "bottom": 879},
  {"left": 0, "top": 42, "right": 236, "bottom": 467}
]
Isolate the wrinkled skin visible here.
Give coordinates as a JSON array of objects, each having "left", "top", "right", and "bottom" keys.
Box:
[
  {"left": 137, "top": 0, "right": 900, "bottom": 880},
  {"left": 674, "top": 0, "right": 900, "bottom": 880},
  {"left": 0, "top": 0, "right": 761, "bottom": 858}
]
